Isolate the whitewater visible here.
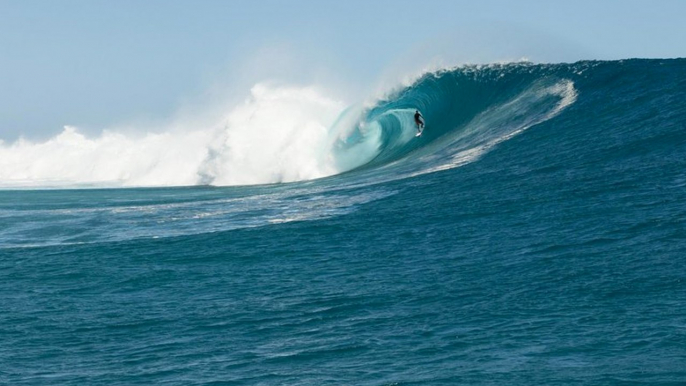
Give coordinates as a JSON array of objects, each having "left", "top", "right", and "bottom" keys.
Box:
[
  {"left": 0, "top": 83, "right": 345, "bottom": 187},
  {"left": 2, "top": 59, "right": 685, "bottom": 385}
]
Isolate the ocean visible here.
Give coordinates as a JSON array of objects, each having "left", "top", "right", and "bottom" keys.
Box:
[{"left": 1, "top": 59, "right": 685, "bottom": 385}]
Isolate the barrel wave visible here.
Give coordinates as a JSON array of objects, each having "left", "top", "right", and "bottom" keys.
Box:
[
  {"left": 1, "top": 59, "right": 686, "bottom": 385},
  {"left": 332, "top": 63, "right": 577, "bottom": 182},
  {"left": 0, "top": 63, "right": 577, "bottom": 188}
]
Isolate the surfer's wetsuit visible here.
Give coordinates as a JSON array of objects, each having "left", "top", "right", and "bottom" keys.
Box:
[{"left": 414, "top": 111, "right": 424, "bottom": 132}]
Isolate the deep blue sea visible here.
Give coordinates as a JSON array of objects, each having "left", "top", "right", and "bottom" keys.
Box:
[{"left": 1, "top": 59, "right": 685, "bottom": 385}]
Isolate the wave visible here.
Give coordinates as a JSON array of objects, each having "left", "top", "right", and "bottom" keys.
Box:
[
  {"left": 330, "top": 64, "right": 577, "bottom": 184},
  {"left": 0, "top": 63, "right": 579, "bottom": 189}
]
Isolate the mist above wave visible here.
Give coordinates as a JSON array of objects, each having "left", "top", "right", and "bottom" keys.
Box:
[{"left": 0, "top": 84, "right": 346, "bottom": 188}]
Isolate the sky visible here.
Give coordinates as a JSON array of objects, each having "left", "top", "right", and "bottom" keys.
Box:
[{"left": 1, "top": 0, "right": 685, "bottom": 141}]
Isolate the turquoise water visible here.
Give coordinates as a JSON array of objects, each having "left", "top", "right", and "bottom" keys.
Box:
[{"left": 1, "top": 59, "right": 685, "bottom": 384}]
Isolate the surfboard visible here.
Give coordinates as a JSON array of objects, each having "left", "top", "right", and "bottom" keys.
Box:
[{"left": 415, "top": 131, "right": 423, "bottom": 137}]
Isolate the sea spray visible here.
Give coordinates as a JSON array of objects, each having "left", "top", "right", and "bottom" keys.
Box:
[{"left": 0, "top": 84, "right": 345, "bottom": 187}]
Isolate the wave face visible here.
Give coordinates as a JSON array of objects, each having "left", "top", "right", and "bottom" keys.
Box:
[{"left": 2, "top": 59, "right": 686, "bottom": 385}]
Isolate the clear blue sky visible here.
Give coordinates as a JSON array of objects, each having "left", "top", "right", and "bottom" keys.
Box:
[{"left": 1, "top": 0, "right": 684, "bottom": 140}]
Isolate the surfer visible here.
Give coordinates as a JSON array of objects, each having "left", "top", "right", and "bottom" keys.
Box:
[{"left": 414, "top": 110, "right": 424, "bottom": 133}]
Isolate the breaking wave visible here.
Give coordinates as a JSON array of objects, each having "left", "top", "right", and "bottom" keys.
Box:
[{"left": 0, "top": 62, "right": 579, "bottom": 188}]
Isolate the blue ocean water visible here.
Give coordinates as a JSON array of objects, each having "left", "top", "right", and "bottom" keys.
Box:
[{"left": 1, "top": 59, "right": 686, "bottom": 385}]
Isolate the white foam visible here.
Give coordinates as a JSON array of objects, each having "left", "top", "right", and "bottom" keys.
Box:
[
  {"left": 199, "top": 84, "right": 345, "bottom": 186},
  {"left": 0, "top": 83, "right": 346, "bottom": 188}
]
